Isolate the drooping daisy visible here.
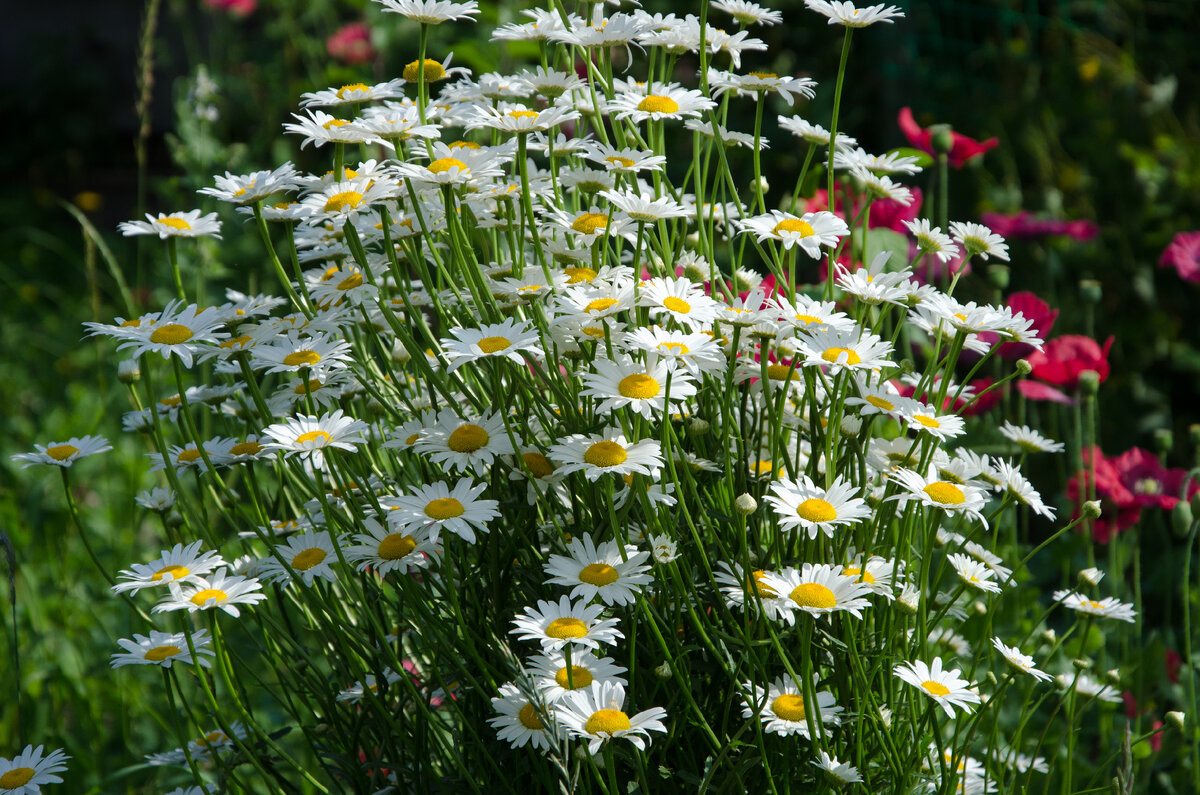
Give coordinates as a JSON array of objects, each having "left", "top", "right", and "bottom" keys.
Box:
[
  {"left": 112, "top": 541, "right": 227, "bottom": 595},
  {"left": 608, "top": 83, "right": 716, "bottom": 123},
  {"left": 777, "top": 115, "right": 859, "bottom": 150},
  {"left": 115, "top": 300, "right": 229, "bottom": 368},
  {"left": 511, "top": 596, "right": 624, "bottom": 652},
  {"left": 543, "top": 533, "right": 653, "bottom": 606},
  {"left": 256, "top": 531, "right": 340, "bottom": 587},
  {"left": 282, "top": 110, "right": 396, "bottom": 149},
  {"left": 0, "top": 746, "right": 70, "bottom": 794},
  {"left": 947, "top": 552, "right": 1002, "bottom": 594},
  {"left": 412, "top": 410, "right": 516, "bottom": 473},
  {"left": 903, "top": 219, "right": 960, "bottom": 264},
  {"left": 386, "top": 479, "right": 499, "bottom": 543},
  {"left": 1058, "top": 671, "right": 1121, "bottom": 703},
  {"left": 489, "top": 682, "right": 560, "bottom": 750},
  {"left": 134, "top": 487, "right": 176, "bottom": 513},
  {"left": 440, "top": 319, "right": 544, "bottom": 371},
  {"left": 991, "top": 638, "right": 1052, "bottom": 683},
  {"left": 526, "top": 650, "right": 629, "bottom": 703},
  {"left": 336, "top": 668, "right": 404, "bottom": 704},
  {"left": 555, "top": 681, "right": 668, "bottom": 754},
  {"left": 342, "top": 516, "right": 441, "bottom": 575},
  {"left": 261, "top": 409, "right": 370, "bottom": 470},
  {"left": 992, "top": 460, "right": 1056, "bottom": 519},
  {"left": 765, "top": 475, "right": 870, "bottom": 539},
  {"left": 579, "top": 355, "right": 697, "bottom": 419},
  {"left": 111, "top": 629, "right": 214, "bottom": 669},
  {"left": 794, "top": 327, "right": 896, "bottom": 374},
  {"left": 999, "top": 422, "right": 1065, "bottom": 454},
  {"left": 950, "top": 221, "right": 1009, "bottom": 261},
  {"left": 118, "top": 210, "right": 222, "bottom": 239},
  {"left": 738, "top": 210, "right": 849, "bottom": 258},
  {"left": 741, "top": 676, "right": 843, "bottom": 738},
  {"left": 760, "top": 563, "right": 874, "bottom": 622},
  {"left": 153, "top": 572, "right": 267, "bottom": 618},
  {"left": 1052, "top": 591, "right": 1137, "bottom": 623},
  {"left": 888, "top": 468, "right": 989, "bottom": 527},
  {"left": 804, "top": 0, "right": 904, "bottom": 27},
  {"left": 11, "top": 435, "right": 112, "bottom": 469},
  {"left": 714, "top": 562, "right": 793, "bottom": 620},
  {"left": 812, "top": 750, "right": 863, "bottom": 784},
  {"left": 894, "top": 658, "right": 981, "bottom": 717},
  {"left": 711, "top": 0, "right": 784, "bottom": 26},
  {"left": 549, "top": 432, "right": 663, "bottom": 482}
]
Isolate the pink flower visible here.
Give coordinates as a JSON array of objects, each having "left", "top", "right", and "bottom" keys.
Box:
[
  {"left": 1166, "top": 648, "right": 1183, "bottom": 684},
  {"left": 997, "top": 291, "right": 1058, "bottom": 360},
  {"left": 980, "top": 211, "right": 1099, "bottom": 242},
  {"left": 203, "top": 0, "right": 256, "bottom": 17},
  {"left": 1112, "top": 447, "right": 1195, "bottom": 512},
  {"left": 1017, "top": 334, "right": 1113, "bottom": 403},
  {"left": 898, "top": 107, "right": 998, "bottom": 168},
  {"left": 1159, "top": 231, "right": 1200, "bottom": 283},
  {"left": 327, "top": 22, "right": 375, "bottom": 66},
  {"left": 1067, "top": 446, "right": 1139, "bottom": 543}
]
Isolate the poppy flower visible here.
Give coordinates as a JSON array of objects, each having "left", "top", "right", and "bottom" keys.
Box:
[
  {"left": 1018, "top": 334, "right": 1113, "bottom": 404},
  {"left": 981, "top": 211, "right": 1099, "bottom": 242},
  {"left": 1159, "top": 231, "right": 1200, "bottom": 283},
  {"left": 898, "top": 107, "right": 998, "bottom": 168}
]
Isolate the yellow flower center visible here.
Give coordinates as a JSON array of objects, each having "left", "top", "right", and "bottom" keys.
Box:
[
  {"left": 449, "top": 140, "right": 481, "bottom": 150},
  {"left": 749, "top": 570, "right": 777, "bottom": 597},
  {"left": 842, "top": 566, "right": 876, "bottom": 584},
  {"left": 336, "top": 82, "right": 370, "bottom": 98},
  {"left": 292, "top": 547, "right": 326, "bottom": 571},
  {"left": 477, "top": 336, "right": 511, "bottom": 353},
  {"left": 572, "top": 212, "right": 610, "bottom": 234},
  {"left": 0, "top": 768, "right": 36, "bottom": 789},
  {"left": 508, "top": 109, "right": 539, "bottom": 119},
  {"left": 585, "top": 708, "right": 632, "bottom": 735},
  {"left": 584, "top": 440, "right": 628, "bottom": 468},
  {"left": 176, "top": 449, "right": 202, "bottom": 464},
  {"left": 518, "top": 702, "right": 545, "bottom": 729},
  {"left": 618, "top": 373, "right": 660, "bottom": 399},
  {"left": 771, "top": 693, "right": 807, "bottom": 721},
  {"left": 152, "top": 564, "right": 190, "bottom": 582},
  {"left": 145, "top": 644, "right": 182, "bottom": 662},
  {"left": 564, "top": 266, "right": 597, "bottom": 283},
  {"left": 794, "top": 313, "right": 822, "bottom": 325},
  {"left": 295, "top": 430, "right": 331, "bottom": 446},
  {"left": 913, "top": 415, "right": 941, "bottom": 428},
  {"left": 156, "top": 217, "right": 192, "bottom": 231},
  {"left": 337, "top": 272, "right": 364, "bottom": 291},
  {"left": 149, "top": 324, "right": 194, "bottom": 345},
  {"left": 230, "top": 441, "right": 263, "bottom": 457},
  {"left": 190, "top": 588, "right": 227, "bottom": 606},
  {"left": 749, "top": 71, "right": 778, "bottom": 79},
  {"left": 46, "top": 444, "right": 79, "bottom": 461},
  {"left": 1085, "top": 599, "right": 1104, "bottom": 610},
  {"left": 579, "top": 563, "right": 619, "bottom": 586},
  {"left": 293, "top": 379, "right": 324, "bottom": 395},
  {"left": 822, "top": 347, "right": 861, "bottom": 366},
  {"left": 866, "top": 395, "right": 895, "bottom": 411},
  {"left": 584, "top": 297, "right": 619, "bottom": 313},
  {"left": 796, "top": 498, "right": 837, "bottom": 523},
  {"left": 772, "top": 219, "right": 815, "bottom": 237},
  {"left": 923, "top": 481, "right": 966, "bottom": 505},
  {"left": 766, "top": 364, "right": 796, "bottom": 382},
  {"left": 522, "top": 452, "right": 554, "bottom": 478},
  {"left": 324, "top": 119, "right": 351, "bottom": 129},
  {"left": 555, "top": 665, "right": 594, "bottom": 690},
  {"left": 545, "top": 617, "right": 588, "bottom": 639},
  {"left": 448, "top": 423, "right": 489, "bottom": 453},
  {"left": 605, "top": 156, "right": 636, "bottom": 168},
  {"left": 221, "top": 334, "right": 253, "bottom": 350},
  {"left": 658, "top": 342, "right": 688, "bottom": 355},
  {"left": 636, "top": 95, "right": 680, "bottom": 114},
  {"left": 789, "top": 582, "right": 837, "bottom": 609},
  {"left": 283, "top": 350, "right": 322, "bottom": 367},
  {"left": 662, "top": 296, "right": 691, "bottom": 314},
  {"left": 403, "top": 58, "right": 448, "bottom": 83},
  {"left": 921, "top": 680, "right": 951, "bottom": 697},
  {"left": 324, "top": 191, "right": 364, "bottom": 213},
  {"left": 378, "top": 533, "right": 417, "bottom": 560},
  {"left": 424, "top": 498, "right": 465, "bottom": 520},
  {"left": 428, "top": 157, "right": 468, "bottom": 174}
]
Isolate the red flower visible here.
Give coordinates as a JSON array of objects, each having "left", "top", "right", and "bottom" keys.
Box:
[
  {"left": 1018, "top": 334, "right": 1113, "bottom": 403},
  {"left": 203, "top": 0, "right": 256, "bottom": 16},
  {"left": 1112, "top": 447, "right": 1195, "bottom": 511},
  {"left": 1159, "top": 231, "right": 1200, "bottom": 283},
  {"left": 327, "top": 22, "right": 375, "bottom": 65},
  {"left": 1067, "top": 446, "right": 1140, "bottom": 543},
  {"left": 980, "top": 211, "right": 1099, "bottom": 242},
  {"left": 897, "top": 107, "right": 998, "bottom": 168}
]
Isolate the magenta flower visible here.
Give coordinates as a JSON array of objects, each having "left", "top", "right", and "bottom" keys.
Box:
[{"left": 1159, "top": 231, "right": 1200, "bottom": 283}]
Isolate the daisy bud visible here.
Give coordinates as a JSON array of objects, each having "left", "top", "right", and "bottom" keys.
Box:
[
  {"left": 878, "top": 706, "right": 892, "bottom": 729},
  {"left": 734, "top": 493, "right": 757, "bottom": 515},
  {"left": 899, "top": 359, "right": 915, "bottom": 374},
  {"left": 682, "top": 264, "right": 708, "bottom": 284},
  {"left": 1015, "top": 358, "right": 1033, "bottom": 375},
  {"left": 1078, "top": 567, "right": 1105, "bottom": 587},
  {"left": 655, "top": 662, "right": 672, "bottom": 679},
  {"left": 985, "top": 671, "right": 998, "bottom": 686},
  {"left": 987, "top": 264, "right": 1010, "bottom": 290},
  {"left": 1153, "top": 428, "right": 1174, "bottom": 454},
  {"left": 755, "top": 175, "right": 769, "bottom": 192},
  {"left": 1054, "top": 674, "right": 1071, "bottom": 691},
  {"left": 686, "top": 232, "right": 700, "bottom": 246},
  {"left": 1079, "top": 278, "right": 1102, "bottom": 304},
  {"left": 1078, "top": 370, "right": 1101, "bottom": 395},
  {"left": 165, "top": 510, "right": 184, "bottom": 529},
  {"left": 1041, "top": 629, "right": 1057, "bottom": 646},
  {"left": 972, "top": 600, "right": 988, "bottom": 616},
  {"left": 117, "top": 358, "right": 141, "bottom": 384},
  {"left": 840, "top": 416, "right": 862, "bottom": 436},
  {"left": 1072, "top": 658, "right": 1092, "bottom": 672},
  {"left": 897, "top": 585, "right": 920, "bottom": 615},
  {"left": 1104, "top": 668, "right": 1121, "bottom": 686},
  {"left": 1172, "top": 501, "right": 1193, "bottom": 538},
  {"left": 1166, "top": 711, "right": 1186, "bottom": 732},
  {"left": 391, "top": 340, "right": 412, "bottom": 363},
  {"left": 688, "top": 418, "right": 710, "bottom": 436},
  {"left": 1082, "top": 500, "right": 1103, "bottom": 519}
]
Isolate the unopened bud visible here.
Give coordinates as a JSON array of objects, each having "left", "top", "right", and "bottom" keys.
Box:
[
  {"left": 1078, "top": 567, "right": 1105, "bottom": 587},
  {"left": 688, "top": 417, "right": 710, "bottom": 436},
  {"left": 1166, "top": 711, "right": 1186, "bottom": 732},
  {"left": 1078, "top": 370, "right": 1101, "bottom": 395},
  {"left": 391, "top": 340, "right": 412, "bottom": 364},
  {"left": 1104, "top": 668, "right": 1121, "bottom": 686},
  {"left": 930, "top": 125, "right": 954, "bottom": 156},
  {"left": 1072, "top": 658, "right": 1092, "bottom": 671},
  {"left": 1172, "top": 501, "right": 1194, "bottom": 538},
  {"left": 165, "top": 510, "right": 185, "bottom": 529},
  {"left": 972, "top": 600, "right": 988, "bottom": 616},
  {"left": 117, "top": 358, "right": 141, "bottom": 384},
  {"left": 987, "top": 264, "right": 1010, "bottom": 290},
  {"left": 734, "top": 493, "right": 757, "bottom": 515},
  {"left": 1082, "top": 500, "right": 1103, "bottom": 519},
  {"left": 682, "top": 264, "right": 708, "bottom": 284},
  {"left": 897, "top": 586, "right": 920, "bottom": 615},
  {"left": 899, "top": 359, "right": 915, "bottom": 375},
  {"left": 985, "top": 671, "right": 998, "bottom": 686},
  {"left": 840, "top": 416, "right": 862, "bottom": 437},
  {"left": 878, "top": 706, "right": 892, "bottom": 729},
  {"left": 1153, "top": 428, "right": 1174, "bottom": 455},
  {"left": 655, "top": 661, "right": 672, "bottom": 679},
  {"left": 1040, "top": 629, "right": 1057, "bottom": 646},
  {"left": 1015, "top": 358, "right": 1033, "bottom": 375},
  {"left": 755, "top": 175, "right": 769, "bottom": 192},
  {"left": 1079, "top": 278, "right": 1103, "bottom": 304}
]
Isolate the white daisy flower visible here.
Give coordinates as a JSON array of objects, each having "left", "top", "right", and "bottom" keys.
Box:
[
  {"left": 526, "top": 651, "right": 629, "bottom": 703},
  {"left": 111, "top": 629, "right": 213, "bottom": 669},
  {"left": 805, "top": 1, "right": 904, "bottom": 27},
  {"left": 947, "top": 552, "right": 1003, "bottom": 594},
  {"left": 342, "top": 516, "right": 440, "bottom": 575},
  {"left": 812, "top": 750, "right": 863, "bottom": 783},
  {"left": 623, "top": 326, "right": 726, "bottom": 376},
  {"left": 510, "top": 595, "right": 624, "bottom": 652},
  {"left": 794, "top": 327, "right": 896, "bottom": 374},
  {"left": 583, "top": 144, "right": 668, "bottom": 174},
  {"left": 543, "top": 533, "right": 653, "bottom": 606},
  {"left": 839, "top": 554, "right": 897, "bottom": 599},
  {"left": 0, "top": 745, "right": 70, "bottom": 794},
  {"left": 844, "top": 378, "right": 918, "bottom": 418},
  {"left": 712, "top": 0, "right": 784, "bottom": 26},
  {"left": 950, "top": 221, "right": 1010, "bottom": 261},
  {"left": 395, "top": 141, "right": 507, "bottom": 186},
  {"left": 198, "top": 163, "right": 301, "bottom": 204},
  {"left": 464, "top": 102, "right": 580, "bottom": 133},
  {"left": 772, "top": 294, "right": 856, "bottom": 335},
  {"left": 741, "top": 676, "right": 843, "bottom": 738},
  {"left": 836, "top": 147, "right": 923, "bottom": 175},
  {"left": 1052, "top": 591, "right": 1137, "bottom": 623},
  {"left": 765, "top": 474, "right": 870, "bottom": 538},
  {"left": 992, "top": 460, "right": 1056, "bottom": 519},
  {"left": 599, "top": 188, "right": 690, "bottom": 224},
  {"left": 386, "top": 479, "right": 499, "bottom": 544},
  {"left": 1058, "top": 671, "right": 1121, "bottom": 703},
  {"left": 738, "top": 209, "right": 849, "bottom": 258},
  {"left": 579, "top": 355, "right": 697, "bottom": 419},
  {"left": 637, "top": 276, "right": 720, "bottom": 329},
  {"left": 300, "top": 78, "right": 408, "bottom": 107},
  {"left": 256, "top": 531, "right": 339, "bottom": 587},
  {"left": 714, "top": 562, "right": 793, "bottom": 620},
  {"left": 411, "top": 410, "right": 515, "bottom": 473},
  {"left": 11, "top": 435, "right": 112, "bottom": 469},
  {"left": 777, "top": 115, "right": 859, "bottom": 150},
  {"left": 115, "top": 300, "right": 229, "bottom": 368},
  {"left": 999, "top": 422, "right": 1065, "bottom": 454},
  {"left": 904, "top": 406, "right": 966, "bottom": 441},
  {"left": 261, "top": 409, "right": 370, "bottom": 470},
  {"left": 441, "top": 319, "right": 544, "bottom": 371},
  {"left": 118, "top": 209, "right": 222, "bottom": 239},
  {"left": 991, "top": 638, "right": 1052, "bottom": 683},
  {"left": 894, "top": 658, "right": 981, "bottom": 717},
  {"left": 648, "top": 534, "right": 678, "bottom": 564},
  {"left": 888, "top": 468, "right": 989, "bottom": 527},
  {"left": 153, "top": 572, "right": 267, "bottom": 618},
  {"left": 710, "top": 70, "right": 817, "bottom": 105},
  {"left": 135, "top": 487, "right": 176, "bottom": 513},
  {"left": 607, "top": 83, "right": 716, "bottom": 123},
  {"left": 760, "top": 563, "right": 874, "bottom": 622},
  {"left": 489, "top": 682, "right": 560, "bottom": 750},
  {"left": 251, "top": 330, "right": 355, "bottom": 378},
  {"left": 555, "top": 681, "right": 668, "bottom": 754},
  {"left": 903, "top": 219, "right": 960, "bottom": 263},
  {"left": 112, "top": 541, "right": 227, "bottom": 595},
  {"left": 549, "top": 432, "right": 663, "bottom": 482},
  {"left": 282, "top": 109, "right": 396, "bottom": 150},
  {"left": 336, "top": 668, "right": 404, "bottom": 704}
]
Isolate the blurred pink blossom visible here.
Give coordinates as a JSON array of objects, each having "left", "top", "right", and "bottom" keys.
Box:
[
  {"left": 327, "top": 22, "right": 375, "bottom": 66},
  {"left": 1159, "top": 231, "right": 1200, "bottom": 283},
  {"left": 203, "top": 0, "right": 256, "bottom": 17}
]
